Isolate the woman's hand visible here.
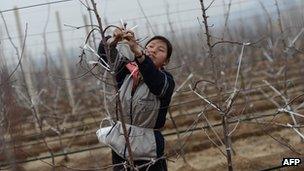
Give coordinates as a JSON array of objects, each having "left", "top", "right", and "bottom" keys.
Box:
[
  {"left": 107, "top": 28, "right": 124, "bottom": 46},
  {"left": 123, "top": 30, "right": 143, "bottom": 57},
  {"left": 108, "top": 28, "right": 143, "bottom": 57}
]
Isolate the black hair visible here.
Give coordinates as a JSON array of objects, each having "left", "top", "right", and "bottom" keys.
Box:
[{"left": 145, "top": 36, "right": 172, "bottom": 59}]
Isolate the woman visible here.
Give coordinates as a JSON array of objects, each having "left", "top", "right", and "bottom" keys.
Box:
[{"left": 98, "top": 29, "right": 175, "bottom": 171}]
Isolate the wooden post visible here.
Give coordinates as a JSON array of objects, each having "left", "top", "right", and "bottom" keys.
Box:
[
  {"left": 55, "top": 11, "right": 75, "bottom": 113},
  {"left": 14, "top": 8, "right": 42, "bottom": 127},
  {"left": 14, "top": 8, "right": 32, "bottom": 99}
]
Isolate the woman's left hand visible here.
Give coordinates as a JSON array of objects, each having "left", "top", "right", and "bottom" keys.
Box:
[{"left": 123, "top": 30, "right": 143, "bottom": 57}]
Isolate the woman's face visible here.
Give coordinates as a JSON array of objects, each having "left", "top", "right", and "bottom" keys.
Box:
[{"left": 145, "top": 39, "right": 168, "bottom": 69}]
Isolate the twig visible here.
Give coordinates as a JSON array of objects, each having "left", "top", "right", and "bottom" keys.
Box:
[
  {"left": 259, "top": 88, "right": 280, "bottom": 108},
  {"left": 258, "top": 0, "right": 273, "bottom": 39},
  {"left": 101, "top": 71, "right": 112, "bottom": 118},
  {"left": 202, "top": 113, "right": 225, "bottom": 147},
  {"left": 202, "top": 125, "right": 227, "bottom": 157},
  {"left": 0, "top": 12, "right": 24, "bottom": 86},
  {"left": 205, "top": 0, "right": 216, "bottom": 10},
  {"left": 263, "top": 80, "right": 302, "bottom": 140},
  {"left": 278, "top": 108, "right": 304, "bottom": 118},
  {"left": 190, "top": 84, "right": 222, "bottom": 112},
  {"left": 263, "top": 80, "right": 288, "bottom": 102},
  {"left": 249, "top": 109, "right": 301, "bottom": 155},
  {"left": 228, "top": 119, "right": 239, "bottom": 136},
  {"left": 274, "top": 0, "right": 287, "bottom": 48},
  {"left": 211, "top": 37, "right": 265, "bottom": 48},
  {"left": 64, "top": 23, "right": 98, "bottom": 30},
  {"left": 245, "top": 120, "right": 304, "bottom": 128},
  {"left": 221, "top": 0, "right": 232, "bottom": 40},
  {"left": 286, "top": 27, "right": 304, "bottom": 50},
  {"left": 172, "top": 73, "right": 193, "bottom": 97},
  {"left": 136, "top": 0, "right": 155, "bottom": 35},
  {"left": 200, "top": 0, "right": 212, "bottom": 48},
  {"left": 211, "top": 40, "right": 243, "bottom": 48},
  {"left": 84, "top": 0, "right": 97, "bottom": 49},
  {"left": 287, "top": 123, "right": 304, "bottom": 140},
  {"left": 225, "top": 43, "right": 247, "bottom": 111},
  {"left": 78, "top": 0, "right": 92, "bottom": 10},
  {"left": 262, "top": 48, "right": 274, "bottom": 62}
]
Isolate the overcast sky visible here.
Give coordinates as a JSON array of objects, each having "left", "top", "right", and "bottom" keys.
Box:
[{"left": 0, "top": 0, "right": 301, "bottom": 65}]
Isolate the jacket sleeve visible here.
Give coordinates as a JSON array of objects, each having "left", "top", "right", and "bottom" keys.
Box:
[
  {"left": 136, "top": 56, "right": 175, "bottom": 98},
  {"left": 97, "top": 40, "right": 129, "bottom": 88}
]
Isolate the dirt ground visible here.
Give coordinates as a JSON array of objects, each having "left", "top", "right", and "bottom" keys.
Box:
[
  {"left": 170, "top": 128, "right": 304, "bottom": 171},
  {"left": 13, "top": 126, "right": 303, "bottom": 171}
]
